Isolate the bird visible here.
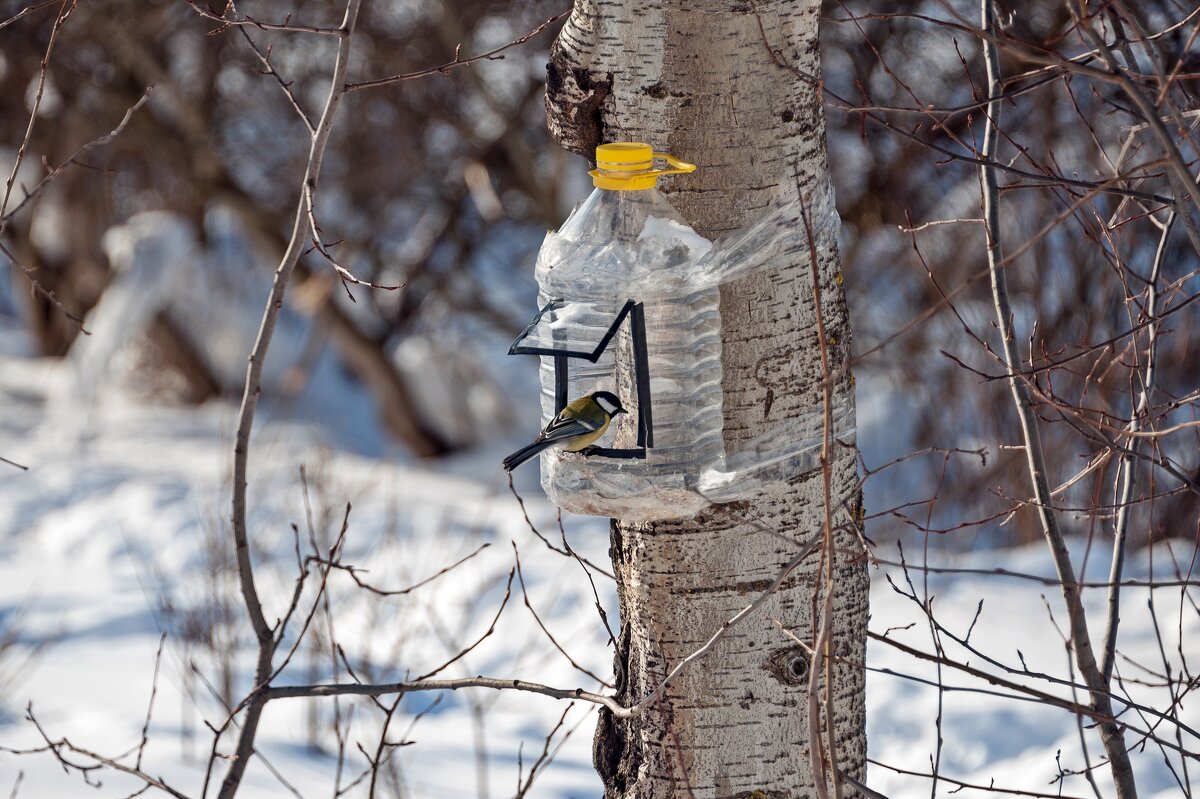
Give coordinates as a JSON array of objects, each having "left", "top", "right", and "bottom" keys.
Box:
[{"left": 502, "top": 390, "right": 627, "bottom": 472}]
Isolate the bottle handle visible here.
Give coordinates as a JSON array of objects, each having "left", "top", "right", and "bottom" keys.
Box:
[
  {"left": 651, "top": 152, "right": 697, "bottom": 178},
  {"left": 588, "top": 149, "right": 697, "bottom": 189}
]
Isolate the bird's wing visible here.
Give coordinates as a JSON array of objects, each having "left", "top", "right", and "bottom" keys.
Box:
[{"left": 536, "top": 413, "right": 602, "bottom": 443}]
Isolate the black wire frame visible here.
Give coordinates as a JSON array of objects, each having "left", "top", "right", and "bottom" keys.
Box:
[
  {"left": 508, "top": 298, "right": 634, "bottom": 362},
  {"left": 508, "top": 298, "right": 653, "bottom": 460}
]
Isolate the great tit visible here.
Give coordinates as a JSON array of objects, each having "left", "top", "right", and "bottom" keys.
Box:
[{"left": 502, "top": 390, "right": 627, "bottom": 472}]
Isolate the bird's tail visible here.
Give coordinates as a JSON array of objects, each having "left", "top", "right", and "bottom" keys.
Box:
[{"left": 502, "top": 439, "right": 555, "bottom": 472}]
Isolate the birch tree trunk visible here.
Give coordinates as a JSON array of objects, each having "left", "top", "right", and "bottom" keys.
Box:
[{"left": 546, "top": 2, "right": 867, "bottom": 796}]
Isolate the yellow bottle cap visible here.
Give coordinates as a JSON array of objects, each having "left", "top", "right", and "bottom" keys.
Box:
[{"left": 589, "top": 142, "right": 697, "bottom": 190}]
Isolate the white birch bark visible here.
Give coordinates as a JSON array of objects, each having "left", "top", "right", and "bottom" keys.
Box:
[{"left": 547, "top": 2, "right": 867, "bottom": 797}]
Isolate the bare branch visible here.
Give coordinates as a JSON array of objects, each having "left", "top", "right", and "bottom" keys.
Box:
[
  {"left": 506, "top": 476, "right": 614, "bottom": 579},
  {"left": 512, "top": 542, "right": 612, "bottom": 687},
  {"left": 264, "top": 673, "right": 626, "bottom": 713},
  {"left": 0, "top": 0, "right": 59, "bottom": 31},
  {"left": 978, "top": 2, "right": 1138, "bottom": 795},
  {"left": 0, "top": 0, "right": 78, "bottom": 223},
  {"left": 233, "top": 26, "right": 314, "bottom": 133},
  {"left": 134, "top": 634, "right": 167, "bottom": 771},
  {"left": 302, "top": 182, "right": 403, "bottom": 301},
  {"left": 2, "top": 705, "right": 189, "bottom": 799},
  {"left": 0, "top": 240, "right": 88, "bottom": 330},
  {"left": 222, "top": 0, "right": 363, "bottom": 794},
  {"left": 800, "top": 193, "right": 841, "bottom": 799},
  {"left": 0, "top": 86, "right": 153, "bottom": 231},
  {"left": 414, "top": 567, "right": 514, "bottom": 682},
  {"left": 867, "top": 757, "right": 1090, "bottom": 799},
  {"left": 310, "top": 541, "right": 491, "bottom": 597},
  {"left": 513, "top": 703, "right": 575, "bottom": 799},
  {"left": 346, "top": 11, "right": 569, "bottom": 92},
  {"left": 1102, "top": 210, "right": 1173, "bottom": 684}
]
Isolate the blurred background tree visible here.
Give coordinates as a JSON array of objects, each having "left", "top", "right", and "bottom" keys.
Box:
[
  {"left": 3, "top": 0, "right": 1199, "bottom": 548},
  {"left": 1, "top": 0, "right": 571, "bottom": 455}
]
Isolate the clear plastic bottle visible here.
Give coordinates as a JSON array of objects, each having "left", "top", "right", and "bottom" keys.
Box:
[
  {"left": 529, "top": 143, "right": 722, "bottom": 520},
  {"left": 513, "top": 144, "right": 853, "bottom": 520}
]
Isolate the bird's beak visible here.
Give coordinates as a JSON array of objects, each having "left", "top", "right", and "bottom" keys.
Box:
[{"left": 617, "top": 408, "right": 628, "bottom": 415}]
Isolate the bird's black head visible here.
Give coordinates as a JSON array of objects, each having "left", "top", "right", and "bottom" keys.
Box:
[{"left": 592, "top": 391, "right": 626, "bottom": 416}]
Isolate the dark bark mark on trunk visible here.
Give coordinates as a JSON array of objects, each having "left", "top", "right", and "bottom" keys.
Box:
[
  {"left": 593, "top": 706, "right": 632, "bottom": 797},
  {"left": 546, "top": 37, "right": 612, "bottom": 160},
  {"left": 595, "top": 521, "right": 639, "bottom": 798}
]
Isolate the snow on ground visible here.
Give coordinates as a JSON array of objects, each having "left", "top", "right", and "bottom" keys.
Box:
[
  {"left": 0, "top": 351, "right": 611, "bottom": 799},
  {"left": 866, "top": 539, "right": 1199, "bottom": 799},
  {"left": 0, "top": 349, "right": 1196, "bottom": 798}
]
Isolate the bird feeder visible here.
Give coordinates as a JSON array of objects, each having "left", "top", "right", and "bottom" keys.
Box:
[
  {"left": 508, "top": 142, "right": 852, "bottom": 521},
  {"left": 509, "top": 298, "right": 653, "bottom": 459}
]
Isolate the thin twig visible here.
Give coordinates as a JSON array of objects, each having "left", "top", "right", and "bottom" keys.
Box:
[
  {"left": 1102, "top": 210, "right": 1173, "bottom": 685},
  {"left": 267, "top": 527, "right": 823, "bottom": 721},
  {"left": 513, "top": 703, "right": 574, "bottom": 798},
  {"left": 346, "top": 11, "right": 569, "bottom": 92},
  {"left": 506, "top": 476, "right": 614, "bottom": 579},
  {"left": 800, "top": 194, "right": 840, "bottom": 799},
  {"left": 303, "top": 182, "right": 403, "bottom": 301},
  {"left": 867, "top": 631, "right": 1197, "bottom": 759},
  {"left": 1, "top": 87, "right": 153, "bottom": 232},
  {"left": 1069, "top": 10, "right": 1200, "bottom": 256},
  {"left": 898, "top": 217, "right": 984, "bottom": 233},
  {"left": 413, "top": 568, "right": 514, "bottom": 682},
  {"left": 753, "top": 5, "right": 1174, "bottom": 206},
  {"left": 867, "top": 758, "right": 1090, "bottom": 799},
  {"left": 263, "top": 674, "right": 626, "bottom": 713},
  {"left": 0, "top": 0, "right": 78, "bottom": 223},
  {"left": 182, "top": 0, "right": 345, "bottom": 36},
  {"left": 867, "top": 556, "right": 1199, "bottom": 589},
  {"left": 0, "top": 0, "right": 58, "bottom": 31},
  {"left": 233, "top": 23, "right": 314, "bottom": 133},
  {"left": 134, "top": 633, "right": 167, "bottom": 771},
  {"left": 310, "top": 541, "right": 491, "bottom": 596},
  {"left": 4, "top": 705, "right": 189, "bottom": 799},
  {"left": 512, "top": 541, "right": 612, "bottom": 687},
  {"left": 0, "top": 455, "right": 29, "bottom": 472},
  {"left": 0, "top": 0, "right": 92, "bottom": 330}
]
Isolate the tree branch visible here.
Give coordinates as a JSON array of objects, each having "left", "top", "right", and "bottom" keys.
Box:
[
  {"left": 979, "top": 3, "right": 1139, "bottom": 795},
  {"left": 345, "top": 11, "right": 568, "bottom": 92},
  {"left": 1101, "top": 209, "right": 1171, "bottom": 683},
  {"left": 222, "top": 0, "right": 362, "bottom": 795}
]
